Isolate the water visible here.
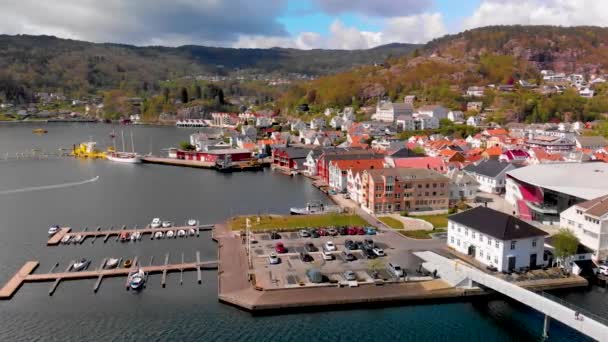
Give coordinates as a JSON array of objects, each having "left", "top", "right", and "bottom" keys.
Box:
[{"left": 0, "top": 123, "right": 601, "bottom": 341}]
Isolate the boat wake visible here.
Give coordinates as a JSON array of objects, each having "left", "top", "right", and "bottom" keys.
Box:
[{"left": 0, "top": 176, "right": 99, "bottom": 195}]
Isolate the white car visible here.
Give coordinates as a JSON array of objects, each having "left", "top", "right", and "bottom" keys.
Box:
[
  {"left": 268, "top": 253, "right": 280, "bottom": 265},
  {"left": 151, "top": 218, "right": 161, "bottom": 228},
  {"left": 324, "top": 241, "right": 336, "bottom": 252},
  {"left": 162, "top": 221, "right": 173, "bottom": 228},
  {"left": 321, "top": 249, "right": 334, "bottom": 260},
  {"left": 388, "top": 262, "right": 404, "bottom": 277},
  {"left": 599, "top": 265, "right": 608, "bottom": 276},
  {"left": 344, "top": 270, "right": 356, "bottom": 281},
  {"left": 372, "top": 248, "right": 385, "bottom": 257}
]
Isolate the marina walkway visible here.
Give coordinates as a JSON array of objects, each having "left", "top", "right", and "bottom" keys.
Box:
[{"left": 415, "top": 251, "right": 608, "bottom": 341}]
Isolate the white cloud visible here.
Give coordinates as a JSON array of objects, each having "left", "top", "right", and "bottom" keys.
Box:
[{"left": 464, "top": 0, "right": 608, "bottom": 29}]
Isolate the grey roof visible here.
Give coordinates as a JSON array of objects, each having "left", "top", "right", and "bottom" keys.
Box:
[
  {"left": 390, "top": 148, "right": 424, "bottom": 158},
  {"left": 449, "top": 207, "right": 548, "bottom": 240},
  {"left": 575, "top": 135, "right": 607, "bottom": 147},
  {"left": 463, "top": 160, "right": 515, "bottom": 178}
]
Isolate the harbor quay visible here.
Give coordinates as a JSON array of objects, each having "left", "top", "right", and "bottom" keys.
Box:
[{"left": 214, "top": 221, "right": 588, "bottom": 312}]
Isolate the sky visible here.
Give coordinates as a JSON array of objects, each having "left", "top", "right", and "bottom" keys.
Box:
[{"left": 0, "top": 0, "right": 606, "bottom": 50}]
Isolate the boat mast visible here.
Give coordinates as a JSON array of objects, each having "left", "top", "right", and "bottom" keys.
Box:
[{"left": 121, "top": 130, "right": 125, "bottom": 152}]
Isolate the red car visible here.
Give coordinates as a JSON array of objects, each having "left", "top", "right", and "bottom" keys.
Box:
[
  {"left": 318, "top": 228, "right": 328, "bottom": 236},
  {"left": 275, "top": 242, "right": 287, "bottom": 254},
  {"left": 357, "top": 227, "right": 366, "bottom": 235},
  {"left": 347, "top": 227, "right": 358, "bottom": 235}
]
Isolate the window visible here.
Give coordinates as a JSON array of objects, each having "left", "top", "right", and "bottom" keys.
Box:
[
  {"left": 487, "top": 254, "right": 491, "bottom": 261},
  {"left": 457, "top": 226, "right": 461, "bottom": 233},
  {"left": 488, "top": 238, "right": 492, "bottom": 246},
  {"left": 395, "top": 193, "right": 401, "bottom": 199},
  {"left": 425, "top": 192, "right": 429, "bottom": 196},
  {"left": 479, "top": 234, "right": 483, "bottom": 242},
  {"left": 450, "top": 236, "right": 454, "bottom": 243},
  {"left": 465, "top": 229, "right": 468, "bottom": 236},
  {"left": 472, "top": 232, "right": 476, "bottom": 239},
  {"left": 432, "top": 192, "right": 437, "bottom": 196},
  {"left": 426, "top": 184, "right": 429, "bottom": 188},
  {"left": 510, "top": 241, "right": 516, "bottom": 250},
  {"left": 457, "top": 239, "right": 460, "bottom": 246},
  {"left": 494, "top": 256, "right": 498, "bottom": 264},
  {"left": 495, "top": 241, "right": 499, "bottom": 248},
  {"left": 480, "top": 250, "right": 484, "bottom": 257},
  {"left": 433, "top": 183, "right": 437, "bottom": 188},
  {"left": 532, "top": 239, "right": 537, "bottom": 248}
]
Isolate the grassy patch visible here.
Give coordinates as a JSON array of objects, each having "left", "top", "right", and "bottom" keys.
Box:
[
  {"left": 414, "top": 214, "right": 449, "bottom": 228},
  {"left": 378, "top": 216, "right": 404, "bottom": 229},
  {"left": 228, "top": 214, "right": 370, "bottom": 232},
  {"left": 400, "top": 228, "right": 446, "bottom": 239}
]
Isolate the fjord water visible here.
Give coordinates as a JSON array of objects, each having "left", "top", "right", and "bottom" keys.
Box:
[{"left": 0, "top": 123, "right": 601, "bottom": 341}]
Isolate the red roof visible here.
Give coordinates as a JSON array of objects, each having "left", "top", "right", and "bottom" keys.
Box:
[
  {"left": 484, "top": 146, "right": 503, "bottom": 156},
  {"left": 484, "top": 128, "right": 508, "bottom": 136},
  {"left": 330, "top": 159, "right": 385, "bottom": 172},
  {"left": 393, "top": 157, "right": 447, "bottom": 173}
]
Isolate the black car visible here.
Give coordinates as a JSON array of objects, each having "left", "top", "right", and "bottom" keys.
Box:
[
  {"left": 342, "top": 251, "right": 356, "bottom": 261},
  {"left": 363, "top": 248, "right": 377, "bottom": 259},
  {"left": 270, "top": 231, "right": 281, "bottom": 240},
  {"left": 299, "top": 252, "right": 314, "bottom": 262},
  {"left": 345, "top": 239, "right": 356, "bottom": 250},
  {"left": 305, "top": 243, "right": 318, "bottom": 252},
  {"left": 364, "top": 239, "right": 374, "bottom": 249},
  {"left": 310, "top": 230, "right": 320, "bottom": 238},
  {"left": 355, "top": 241, "right": 366, "bottom": 250},
  {"left": 339, "top": 227, "right": 348, "bottom": 235}
]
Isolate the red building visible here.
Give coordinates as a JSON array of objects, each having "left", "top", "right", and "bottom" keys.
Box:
[
  {"left": 272, "top": 147, "right": 313, "bottom": 172},
  {"left": 316, "top": 150, "right": 383, "bottom": 184}
]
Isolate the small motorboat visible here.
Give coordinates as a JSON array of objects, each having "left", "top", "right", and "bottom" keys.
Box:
[
  {"left": 161, "top": 221, "right": 173, "bottom": 228},
  {"left": 48, "top": 225, "right": 60, "bottom": 236},
  {"left": 104, "top": 258, "right": 120, "bottom": 269},
  {"left": 130, "top": 232, "right": 141, "bottom": 241},
  {"left": 128, "top": 268, "right": 146, "bottom": 290},
  {"left": 188, "top": 228, "right": 196, "bottom": 236},
  {"left": 73, "top": 235, "right": 85, "bottom": 244},
  {"left": 187, "top": 219, "right": 197, "bottom": 227},
  {"left": 61, "top": 235, "right": 72, "bottom": 244},
  {"left": 72, "top": 259, "right": 90, "bottom": 271},
  {"left": 153, "top": 231, "right": 164, "bottom": 239},
  {"left": 119, "top": 231, "right": 130, "bottom": 242},
  {"left": 166, "top": 230, "right": 175, "bottom": 238},
  {"left": 32, "top": 128, "right": 48, "bottom": 134},
  {"left": 151, "top": 218, "right": 161, "bottom": 228},
  {"left": 123, "top": 259, "right": 133, "bottom": 268},
  {"left": 177, "top": 230, "right": 186, "bottom": 238}
]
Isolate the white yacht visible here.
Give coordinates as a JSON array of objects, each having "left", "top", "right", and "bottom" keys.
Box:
[
  {"left": 177, "top": 229, "right": 186, "bottom": 238},
  {"left": 104, "top": 258, "right": 120, "bottom": 269},
  {"left": 153, "top": 231, "right": 164, "bottom": 239},
  {"left": 72, "top": 259, "right": 90, "bottom": 271},
  {"left": 151, "top": 218, "right": 161, "bottom": 228},
  {"left": 166, "top": 230, "right": 175, "bottom": 238},
  {"left": 188, "top": 228, "right": 196, "bottom": 236},
  {"left": 73, "top": 235, "right": 84, "bottom": 244},
  {"left": 61, "top": 235, "right": 72, "bottom": 244},
  {"left": 187, "top": 219, "right": 197, "bottom": 227},
  {"left": 48, "top": 225, "right": 60, "bottom": 236},
  {"left": 128, "top": 268, "right": 146, "bottom": 290},
  {"left": 107, "top": 130, "right": 142, "bottom": 164},
  {"left": 131, "top": 231, "right": 141, "bottom": 241},
  {"left": 161, "top": 221, "right": 173, "bottom": 228}
]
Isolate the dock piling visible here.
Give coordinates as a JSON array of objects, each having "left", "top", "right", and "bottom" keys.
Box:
[
  {"left": 93, "top": 258, "right": 107, "bottom": 293},
  {"left": 196, "top": 251, "right": 202, "bottom": 284},
  {"left": 180, "top": 253, "right": 184, "bottom": 285},
  {"left": 49, "top": 261, "right": 73, "bottom": 296},
  {"left": 161, "top": 253, "right": 169, "bottom": 288}
]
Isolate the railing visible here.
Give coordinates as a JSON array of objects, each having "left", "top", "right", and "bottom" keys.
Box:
[{"left": 537, "top": 291, "right": 608, "bottom": 326}]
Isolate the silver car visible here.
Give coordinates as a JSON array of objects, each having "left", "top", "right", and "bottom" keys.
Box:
[
  {"left": 388, "top": 262, "right": 404, "bottom": 277},
  {"left": 344, "top": 270, "right": 356, "bottom": 281}
]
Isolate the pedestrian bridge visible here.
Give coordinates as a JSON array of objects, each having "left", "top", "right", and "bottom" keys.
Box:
[{"left": 414, "top": 251, "right": 608, "bottom": 341}]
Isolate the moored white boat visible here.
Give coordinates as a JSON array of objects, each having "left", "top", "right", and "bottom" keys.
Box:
[
  {"left": 104, "top": 258, "right": 120, "bottom": 269},
  {"left": 131, "top": 231, "right": 141, "bottom": 241},
  {"left": 48, "top": 225, "right": 60, "bottom": 236},
  {"left": 177, "top": 229, "right": 186, "bottom": 238},
  {"left": 106, "top": 151, "right": 142, "bottom": 164},
  {"left": 73, "top": 235, "right": 84, "bottom": 243},
  {"left": 166, "top": 230, "right": 175, "bottom": 238},
  {"left": 128, "top": 268, "right": 146, "bottom": 290},
  {"left": 154, "top": 231, "right": 164, "bottom": 239},
  {"left": 187, "top": 219, "right": 197, "bottom": 227},
  {"left": 72, "top": 259, "right": 90, "bottom": 271},
  {"left": 151, "top": 218, "right": 161, "bottom": 228},
  {"left": 188, "top": 228, "right": 196, "bottom": 236},
  {"left": 61, "top": 235, "right": 72, "bottom": 244},
  {"left": 290, "top": 201, "right": 342, "bottom": 215}
]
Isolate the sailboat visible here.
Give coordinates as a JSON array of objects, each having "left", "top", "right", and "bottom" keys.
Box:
[{"left": 106, "top": 130, "right": 142, "bottom": 164}]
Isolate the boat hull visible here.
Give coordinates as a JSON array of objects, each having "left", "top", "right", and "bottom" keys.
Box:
[{"left": 106, "top": 153, "right": 142, "bottom": 164}]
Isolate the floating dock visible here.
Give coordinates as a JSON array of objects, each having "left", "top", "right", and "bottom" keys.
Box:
[
  {"left": 47, "top": 224, "right": 213, "bottom": 246},
  {"left": 0, "top": 254, "right": 218, "bottom": 299}
]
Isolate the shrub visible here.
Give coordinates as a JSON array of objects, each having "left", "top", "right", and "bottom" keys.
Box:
[{"left": 400, "top": 211, "right": 409, "bottom": 217}]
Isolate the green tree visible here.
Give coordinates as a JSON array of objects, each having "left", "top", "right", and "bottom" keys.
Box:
[
  {"left": 552, "top": 229, "right": 580, "bottom": 268},
  {"left": 179, "top": 141, "right": 195, "bottom": 151}
]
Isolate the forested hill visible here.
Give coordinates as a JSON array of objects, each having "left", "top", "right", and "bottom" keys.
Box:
[{"left": 0, "top": 34, "right": 419, "bottom": 96}]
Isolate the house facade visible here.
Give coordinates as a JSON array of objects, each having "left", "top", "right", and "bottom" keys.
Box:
[
  {"left": 448, "top": 207, "right": 548, "bottom": 272},
  {"left": 447, "top": 169, "right": 480, "bottom": 204},
  {"left": 560, "top": 195, "right": 608, "bottom": 261},
  {"left": 372, "top": 101, "right": 413, "bottom": 123},
  {"left": 462, "top": 160, "right": 517, "bottom": 194},
  {"left": 328, "top": 159, "right": 384, "bottom": 192},
  {"left": 361, "top": 168, "right": 449, "bottom": 214}
]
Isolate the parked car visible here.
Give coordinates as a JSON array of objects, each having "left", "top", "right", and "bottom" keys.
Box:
[
  {"left": 355, "top": 241, "right": 366, "bottom": 250},
  {"left": 327, "top": 228, "right": 338, "bottom": 236},
  {"left": 318, "top": 228, "right": 328, "bottom": 236},
  {"left": 299, "top": 252, "right": 314, "bottom": 263},
  {"left": 270, "top": 231, "right": 281, "bottom": 240},
  {"left": 347, "top": 227, "right": 358, "bottom": 235},
  {"left": 344, "top": 239, "right": 356, "bottom": 250},
  {"left": 275, "top": 242, "right": 287, "bottom": 254},
  {"left": 299, "top": 229, "right": 310, "bottom": 238},
  {"left": 343, "top": 270, "right": 357, "bottom": 281},
  {"left": 372, "top": 247, "right": 385, "bottom": 257},
  {"left": 305, "top": 243, "right": 318, "bottom": 252},
  {"left": 364, "top": 227, "right": 377, "bottom": 235},
  {"left": 599, "top": 265, "right": 608, "bottom": 276},
  {"left": 356, "top": 227, "right": 366, "bottom": 235},
  {"left": 321, "top": 249, "right": 334, "bottom": 260},
  {"left": 311, "top": 230, "right": 320, "bottom": 238},
  {"left": 268, "top": 252, "right": 280, "bottom": 265},
  {"left": 388, "top": 263, "right": 404, "bottom": 277},
  {"left": 362, "top": 248, "right": 376, "bottom": 259},
  {"left": 324, "top": 241, "right": 336, "bottom": 251},
  {"left": 364, "top": 239, "right": 374, "bottom": 249},
  {"left": 342, "top": 251, "right": 356, "bottom": 261},
  {"left": 338, "top": 227, "right": 348, "bottom": 235}
]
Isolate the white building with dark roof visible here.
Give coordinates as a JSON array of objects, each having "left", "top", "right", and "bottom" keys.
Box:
[
  {"left": 373, "top": 101, "right": 414, "bottom": 123},
  {"left": 462, "top": 160, "right": 518, "bottom": 194},
  {"left": 560, "top": 195, "right": 608, "bottom": 261},
  {"left": 447, "top": 207, "right": 548, "bottom": 272}
]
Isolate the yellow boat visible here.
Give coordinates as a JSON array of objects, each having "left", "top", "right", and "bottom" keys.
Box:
[
  {"left": 71, "top": 141, "right": 107, "bottom": 159},
  {"left": 32, "top": 128, "right": 48, "bottom": 134}
]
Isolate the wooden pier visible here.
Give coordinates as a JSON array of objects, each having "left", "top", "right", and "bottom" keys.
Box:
[
  {"left": 0, "top": 254, "right": 218, "bottom": 299},
  {"left": 47, "top": 224, "right": 214, "bottom": 246}
]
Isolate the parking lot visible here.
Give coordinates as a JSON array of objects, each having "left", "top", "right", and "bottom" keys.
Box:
[{"left": 250, "top": 229, "right": 433, "bottom": 289}]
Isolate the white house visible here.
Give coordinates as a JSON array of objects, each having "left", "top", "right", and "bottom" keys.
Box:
[
  {"left": 372, "top": 101, "right": 413, "bottom": 122},
  {"left": 330, "top": 116, "right": 344, "bottom": 129},
  {"left": 346, "top": 169, "right": 365, "bottom": 205},
  {"left": 447, "top": 207, "right": 548, "bottom": 272},
  {"left": 310, "top": 118, "right": 326, "bottom": 130},
  {"left": 447, "top": 111, "right": 464, "bottom": 122},
  {"left": 447, "top": 169, "right": 480, "bottom": 204},
  {"left": 579, "top": 87, "right": 595, "bottom": 98},
  {"left": 290, "top": 120, "right": 307, "bottom": 133},
  {"left": 462, "top": 160, "right": 517, "bottom": 194},
  {"left": 255, "top": 116, "right": 273, "bottom": 128},
  {"left": 559, "top": 195, "right": 608, "bottom": 261},
  {"left": 467, "top": 116, "right": 482, "bottom": 127},
  {"left": 466, "top": 86, "right": 485, "bottom": 97},
  {"left": 416, "top": 105, "right": 449, "bottom": 120}
]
